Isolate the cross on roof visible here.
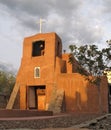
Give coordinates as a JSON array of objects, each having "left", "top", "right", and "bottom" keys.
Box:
[{"left": 37, "top": 18, "right": 46, "bottom": 33}]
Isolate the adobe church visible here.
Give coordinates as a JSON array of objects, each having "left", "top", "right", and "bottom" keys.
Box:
[{"left": 7, "top": 32, "right": 109, "bottom": 113}]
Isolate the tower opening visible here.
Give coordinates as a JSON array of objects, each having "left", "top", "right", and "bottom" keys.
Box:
[{"left": 32, "top": 40, "right": 45, "bottom": 57}]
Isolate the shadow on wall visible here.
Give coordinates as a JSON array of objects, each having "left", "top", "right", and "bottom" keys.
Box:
[
  {"left": 56, "top": 74, "right": 108, "bottom": 113},
  {"left": 61, "top": 83, "right": 107, "bottom": 113}
]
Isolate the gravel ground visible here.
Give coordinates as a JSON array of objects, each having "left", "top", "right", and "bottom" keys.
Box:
[
  {"left": 2, "top": 113, "right": 111, "bottom": 130},
  {"left": 0, "top": 113, "right": 102, "bottom": 130},
  {"left": 82, "top": 114, "right": 111, "bottom": 130}
]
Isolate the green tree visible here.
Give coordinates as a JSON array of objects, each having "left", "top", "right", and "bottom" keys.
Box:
[
  {"left": 102, "top": 41, "right": 111, "bottom": 68},
  {"left": 0, "top": 70, "right": 15, "bottom": 97},
  {"left": 69, "top": 44, "right": 107, "bottom": 76}
]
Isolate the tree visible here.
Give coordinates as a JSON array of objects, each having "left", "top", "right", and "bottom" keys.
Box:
[
  {"left": 102, "top": 41, "right": 111, "bottom": 68},
  {"left": 69, "top": 44, "right": 108, "bottom": 76},
  {"left": 0, "top": 70, "right": 15, "bottom": 97}
]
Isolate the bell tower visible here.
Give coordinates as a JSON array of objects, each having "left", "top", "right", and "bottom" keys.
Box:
[{"left": 16, "top": 32, "right": 64, "bottom": 110}]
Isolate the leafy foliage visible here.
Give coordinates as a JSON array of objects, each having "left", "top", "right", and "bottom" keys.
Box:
[
  {"left": 69, "top": 44, "right": 111, "bottom": 76},
  {"left": 0, "top": 70, "right": 15, "bottom": 96}
]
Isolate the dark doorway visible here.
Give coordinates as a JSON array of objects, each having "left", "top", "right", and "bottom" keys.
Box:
[
  {"left": 108, "top": 84, "right": 111, "bottom": 112},
  {"left": 28, "top": 85, "right": 46, "bottom": 110},
  {"left": 32, "top": 40, "right": 45, "bottom": 57}
]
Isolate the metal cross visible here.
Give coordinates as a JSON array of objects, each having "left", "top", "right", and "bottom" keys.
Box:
[{"left": 37, "top": 18, "right": 46, "bottom": 33}]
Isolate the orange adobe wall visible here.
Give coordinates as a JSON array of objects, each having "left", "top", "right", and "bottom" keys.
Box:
[
  {"left": 16, "top": 32, "right": 108, "bottom": 113},
  {"left": 56, "top": 74, "right": 108, "bottom": 113}
]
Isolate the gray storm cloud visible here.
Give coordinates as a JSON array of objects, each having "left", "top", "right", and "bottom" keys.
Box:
[{"left": 0, "top": 0, "right": 110, "bottom": 47}]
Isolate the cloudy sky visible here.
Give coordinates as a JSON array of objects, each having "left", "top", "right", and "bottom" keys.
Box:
[{"left": 0, "top": 0, "right": 111, "bottom": 70}]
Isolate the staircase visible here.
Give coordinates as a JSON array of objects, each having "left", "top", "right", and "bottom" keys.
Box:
[{"left": 6, "top": 83, "right": 19, "bottom": 109}]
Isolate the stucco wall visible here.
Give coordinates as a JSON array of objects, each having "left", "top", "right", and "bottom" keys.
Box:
[{"left": 56, "top": 73, "right": 108, "bottom": 113}]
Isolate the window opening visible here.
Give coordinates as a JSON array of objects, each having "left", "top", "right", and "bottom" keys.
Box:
[
  {"left": 32, "top": 40, "right": 45, "bottom": 57},
  {"left": 34, "top": 67, "right": 40, "bottom": 78},
  {"left": 57, "top": 42, "right": 62, "bottom": 57}
]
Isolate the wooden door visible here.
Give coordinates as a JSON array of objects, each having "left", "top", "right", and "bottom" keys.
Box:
[
  {"left": 38, "top": 95, "right": 46, "bottom": 110},
  {"left": 36, "top": 89, "right": 46, "bottom": 110}
]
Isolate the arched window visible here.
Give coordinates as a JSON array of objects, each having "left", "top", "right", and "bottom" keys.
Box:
[{"left": 34, "top": 67, "right": 40, "bottom": 78}]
